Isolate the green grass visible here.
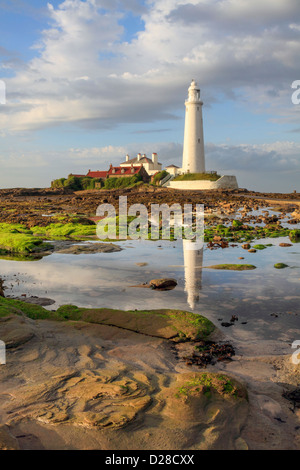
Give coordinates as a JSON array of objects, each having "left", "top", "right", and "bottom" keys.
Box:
[
  {"left": 0, "top": 296, "right": 53, "bottom": 319},
  {"left": 173, "top": 172, "right": 221, "bottom": 182}
]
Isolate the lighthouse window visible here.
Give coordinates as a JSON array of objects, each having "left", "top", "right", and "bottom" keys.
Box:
[
  {"left": 198, "top": 138, "right": 200, "bottom": 143},
  {"left": 197, "top": 107, "right": 199, "bottom": 111}
]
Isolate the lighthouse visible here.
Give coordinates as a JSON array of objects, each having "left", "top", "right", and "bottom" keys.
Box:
[{"left": 182, "top": 80, "right": 205, "bottom": 174}]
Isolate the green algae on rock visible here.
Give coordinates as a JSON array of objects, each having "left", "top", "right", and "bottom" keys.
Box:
[
  {"left": 55, "top": 306, "right": 215, "bottom": 342},
  {"left": 274, "top": 263, "right": 289, "bottom": 269},
  {"left": 289, "top": 230, "right": 300, "bottom": 243},
  {"left": 0, "top": 297, "right": 215, "bottom": 342},
  {"left": 205, "top": 264, "right": 256, "bottom": 271},
  {"left": 174, "top": 373, "right": 247, "bottom": 400}
]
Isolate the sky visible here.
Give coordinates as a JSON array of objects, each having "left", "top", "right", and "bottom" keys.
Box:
[{"left": 0, "top": 0, "right": 300, "bottom": 192}]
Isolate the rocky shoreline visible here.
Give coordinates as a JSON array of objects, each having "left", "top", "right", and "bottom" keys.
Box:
[
  {"left": 0, "top": 186, "right": 299, "bottom": 450},
  {"left": 0, "top": 297, "right": 299, "bottom": 450}
]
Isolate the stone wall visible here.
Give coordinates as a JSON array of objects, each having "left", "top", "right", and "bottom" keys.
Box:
[{"left": 168, "top": 175, "right": 238, "bottom": 190}]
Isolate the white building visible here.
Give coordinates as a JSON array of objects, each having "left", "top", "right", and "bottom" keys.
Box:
[
  {"left": 164, "top": 164, "right": 181, "bottom": 176},
  {"left": 182, "top": 79, "right": 205, "bottom": 174},
  {"left": 120, "top": 153, "right": 162, "bottom": 176}
]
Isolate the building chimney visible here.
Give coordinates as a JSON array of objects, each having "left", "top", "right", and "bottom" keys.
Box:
[
  {"left": 152, "top": 153, "right": 158, "bottom": 165},
  {"left": 126, "top": 154, "right": 129, "bottom": 162},
  {"left": 137, "top": 153, "right": 141, "bottom": 161}
]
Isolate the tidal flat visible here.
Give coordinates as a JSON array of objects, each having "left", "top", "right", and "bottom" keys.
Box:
[{"left": 0, "top": 186, "right": 299, "bottom": 450}]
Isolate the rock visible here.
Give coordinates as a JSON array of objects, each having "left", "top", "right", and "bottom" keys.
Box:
[
  {"left": 14, "top": 296, "right": 56, "bottom": 307},
  {"left": 274, "top": 263, "right": 289, "bottom": 269},
  {"left": 4, "top": 370, "right": 151, "bottom": 430},
  {"left": 0, "top": 316, "right": 35, "bottom": 349},
  {"left": 0, "top": 279, "right": 4, "bottom": 298},
  {"left": 149, "top": 279, "right": 178, "bottom": 290},
  {"left": 162, "top": 372, "right": 248, "bottom": 450},
  {"left": 248, "top": 249, "right": 257, "bottom": 253},
  {"left": 206, "top": 264, "right": 256, "bottom": 271},
  {"left": 279, "top": 243, "right": 292, "bottom": 247},
  {"left": 242, "top": 244, "right": 251, "bottom": 250},
  {"left": 55, "top": 243, "right": 122, "bottom": 255}
]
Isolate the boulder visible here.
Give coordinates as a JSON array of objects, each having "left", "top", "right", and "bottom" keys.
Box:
[{"left": 149, "top": 279, "right": 178, "bottom": 289}]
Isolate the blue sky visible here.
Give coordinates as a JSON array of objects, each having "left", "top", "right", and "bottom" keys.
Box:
[{"left": 0, "top": 0, "right": 300, "bottom": 191}]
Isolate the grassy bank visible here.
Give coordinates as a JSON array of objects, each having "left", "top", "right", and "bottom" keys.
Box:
[{"left": 173, "top": 173, "right": 221, "bottom": 182}]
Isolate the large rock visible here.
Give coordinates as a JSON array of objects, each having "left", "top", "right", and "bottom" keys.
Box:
[
  {"left": 160, "top": 372, "right": 248, "bottom": 450},
  {"left": 149, "top": 279, "right": 178, "bottom": 289},
  {"left": 55, "top": 243, "right": 122, "bottom": 255},
  {"left": 0, "top": 316, "right": 35, "bottom": 349}
]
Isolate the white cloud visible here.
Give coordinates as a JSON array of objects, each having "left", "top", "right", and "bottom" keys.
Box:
[{"left": 0, "top": 0, "right": 299, "bottom": 132}]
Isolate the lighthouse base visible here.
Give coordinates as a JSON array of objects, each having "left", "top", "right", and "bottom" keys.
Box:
[{"left": 168, "top": 175, "right": 238, "bottom": 190}]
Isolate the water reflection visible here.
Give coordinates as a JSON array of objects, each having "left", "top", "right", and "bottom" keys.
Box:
[{"left": 183, "top": 239, "right": 204, "bottom": 310}]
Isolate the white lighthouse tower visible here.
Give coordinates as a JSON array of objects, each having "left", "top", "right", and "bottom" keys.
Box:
[{"left": 182, "top": 80, "right": 205, "bottom": 174}]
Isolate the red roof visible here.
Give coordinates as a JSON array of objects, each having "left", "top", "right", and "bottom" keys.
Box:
[
  {"left": 86, "top": 170, "right": 108, "bottom": 178},
  {"left": 70, "top": 174, "right": 86, "bottom": 178},
  {"left": 108, "top": 165, "right": 143, "bottom": 176}
]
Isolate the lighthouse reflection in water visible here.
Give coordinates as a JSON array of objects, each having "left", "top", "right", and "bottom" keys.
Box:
[{"left": 183, "top": 239, "right": 204, "bottom": 310}]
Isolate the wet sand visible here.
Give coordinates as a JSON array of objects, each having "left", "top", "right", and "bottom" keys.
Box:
[{"left": 0, "top": 314, "right": 299, "bottom": 450}]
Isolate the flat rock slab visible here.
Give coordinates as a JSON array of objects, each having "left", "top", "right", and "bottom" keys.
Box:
[
  {"left": 13, "top": 297, "right": 56, "bottom": 307},
  {"left": 0, "top": 316, "right": 35, "bottom": 349},
  {"left": 54, "top": 243, "right": 122, "bottom": 254}
]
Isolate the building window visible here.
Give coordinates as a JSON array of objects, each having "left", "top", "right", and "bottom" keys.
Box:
[
  {"left": 197, "top": 107, "right": 199, "bottom": 111},
  {"left": 198, "top": 138, "right": 200, "bottom": 143}
]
